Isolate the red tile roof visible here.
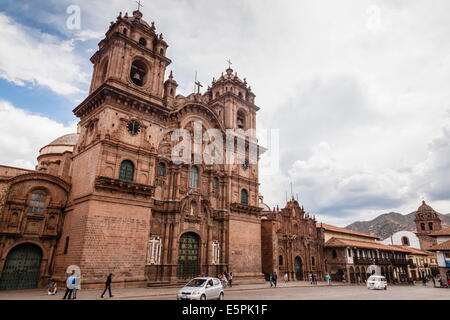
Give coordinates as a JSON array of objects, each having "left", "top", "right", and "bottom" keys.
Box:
[
  {"left": 428, "top": 240, "right": 450, "bottom": 251},
  {"left": 429, "top": 227, "right": 450, "bottom": 237},
  {"left": 317, "top": 223, "right": 381, "bottom": 240},
  {"left": 325, "top": 237, "right": 409, "bottom": 252},
  {"left": 390, "top": 245, "right": 432, "bottom": 256}
]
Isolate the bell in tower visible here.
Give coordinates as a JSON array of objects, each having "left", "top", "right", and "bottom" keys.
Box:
[
  {"left": 87, "top": 10, "right": 172, "bottom": 103},
  {"left": 130, "top": 60, "right": 147, "bottom": 87}
]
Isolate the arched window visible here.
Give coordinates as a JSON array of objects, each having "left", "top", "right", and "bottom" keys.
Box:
[
  {"left": 241, "top": 189, "right": 249, "bottom": 205},
  {"left": 157, "top": 162, "right": 166, "bottom": 176},
  {"left": 402, "top": 236, "right": 410, "bottom": 246},
  {"left": 139, "top": 37, "right": 147, "bottom": 46},
  {"left": 237, "top": 110, "right": 246, "bottom": 129},
  {"left": 428, "top": 222, "right": 433, "bottom": 231},
  {"left": 130, "top": 60, "right": 147, "bottom": 86},
  {"left": 213, "top": 177, "right": 219, "bottom": 191},
  {"left": 278, "top": 255, "right": 283, "bottom": 266},
  {"left": 119, "top": 160, "right": 134, "bottom": 181},
  {"left": 421, "top": 223, "right": 426, "bottom": 231},
  {"left": 64, "top": 236, "right": 70, "bottom": 254},
  {"left": 123, "top": 28, "right": 128, "bottom": 36},
  {"left": 311, "top": 256, "right": 315, "bottom": 266},
  {"left": 159, "top": 48, "right": 164, "bottom": 55},
  {"left": 100, "top": 59, "right": 108, "bottom": 83},
  {"left": 189, "top": 166, "right": 199, "bottom": 189},
  {"left": 27, "top": 190, "right": 46, "bottom": 214},
  {"left": 332, "top": 250, "right": 337, "bottom": 259}
]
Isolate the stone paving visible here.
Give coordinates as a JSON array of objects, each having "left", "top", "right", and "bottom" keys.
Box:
[
  {"left": 1, "top": 281, "right": 447, "bottom": 300},
  {"left": 0, "top": 281, "right": 347, "bottom": 300}
]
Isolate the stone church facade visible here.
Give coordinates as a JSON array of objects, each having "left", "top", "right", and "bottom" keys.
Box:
[
  {"left": 0, "top": 10, "right": 264, "bottom": 289},
  {"left": 261, "top": 200, "right": 326, "bottom": 281}
]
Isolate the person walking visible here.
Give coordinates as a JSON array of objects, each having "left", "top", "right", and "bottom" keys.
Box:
[
  {"left": 62, "top": 271, "right": 76, "bottom": 300},
  {"left": 72, "top": 272, "right": 81, "bottom": 299},
  {"left": 284, "top": 272, "right": 289, "bottom": 283},
  {"left": 100, "top": 273, "right": 114, "bottom": 298},
  {"left": 222, "top": 273, "right": 228, "bottom": 288},
  {"left": 271, "top": 272, "right": 278, "bottom": 288},
  {"left": 309, "top": 273, "right": 313, "bottom": 284},
  {"left": 422, "top": 277, "right": 427, "bottom": 286},
  {"left": 325, "top": 273, "right": 331, "bottom": 286},
  {"left": 228, "top": 272, "right": 233, "bottom": 288}
]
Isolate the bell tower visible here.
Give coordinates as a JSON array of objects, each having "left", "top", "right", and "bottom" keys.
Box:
[
  {"left": 53, "top": 10, "right": 172, "bottom": 288},
  {"left": 414, "top": 201, "right": 442, "bottom": 249},
  {"left": 415, "top": 201, "right": 442, "bottom": 234},
  {"left": 89, "top": 10, "right": 171, "bottom": 105}
]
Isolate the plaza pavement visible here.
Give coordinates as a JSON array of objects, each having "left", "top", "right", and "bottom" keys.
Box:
[
  {"left": 0, "top": 281, "right": 348, "bottom": 300},
  {"left": 1, "top": 281, "right": 448, "bottom": 300}
]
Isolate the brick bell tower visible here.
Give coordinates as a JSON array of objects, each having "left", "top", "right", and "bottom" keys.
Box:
[
  {"left": 205, "top": 66, "right": 263, "bottom": 282},
  {"left": 53, "top": 10, "right": 173, "bottom": 288},
  {"left": 414, "top": 201, "right": 442, "bottom": 250}
]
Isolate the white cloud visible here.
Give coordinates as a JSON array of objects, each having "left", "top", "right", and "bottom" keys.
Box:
[
  {"left": 2, "top": 1, "right": 450, "bottom": 225},
  {"left": 0, "top": 13, "right": 89, "bottom": 95},
  {"left": 0, "top": 101, "right": 77, "bottom": 169}
]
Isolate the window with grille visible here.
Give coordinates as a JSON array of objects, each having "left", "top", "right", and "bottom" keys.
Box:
[
  {"left": 119, "top": 160, "right": 134, "bottom": 181},
  {"left": 189, "top": 166, "right": 199, "bottom": 188},
  {"left": 27, "top": 190, "right": 46, "bottom": 214},
  {"left": 157, "top": 162, "right": 166, "bottom": 176},
  {"left": 213, "top": 177, "right": 219, "bottom": 191},
  {"left": 241, "top": 189, "right": 249, "bottom": 205}
]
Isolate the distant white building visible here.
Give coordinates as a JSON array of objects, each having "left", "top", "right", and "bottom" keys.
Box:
[{"left": 380, "top": 231, "right": 421, "bottom": 249}]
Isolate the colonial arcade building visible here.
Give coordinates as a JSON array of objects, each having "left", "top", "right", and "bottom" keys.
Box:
[
  {"left": 0, "top": 10, "right": 264, "bottom": 289},
  {"left": 319, "top": 224, "right": 411, "bottom": 283}
]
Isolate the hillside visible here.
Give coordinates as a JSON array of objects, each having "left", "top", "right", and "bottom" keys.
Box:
[{"left": 345, "top": 211, "right": 450, "bottom": 239}]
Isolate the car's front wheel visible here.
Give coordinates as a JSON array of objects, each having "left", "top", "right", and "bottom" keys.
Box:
[
  {"left": 200, "top": 294, "right": 207, "bottom": 301},
  {"left": 218, "top": 292, "right": 224, "bottom": 300}
]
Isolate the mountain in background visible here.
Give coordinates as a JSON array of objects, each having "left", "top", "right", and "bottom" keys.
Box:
[{"left": 345, "top": 211, "right": 450, "bottom": 239}]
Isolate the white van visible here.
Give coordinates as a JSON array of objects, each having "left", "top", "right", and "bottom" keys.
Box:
[{"left": 367, "top": 275, "right": 387, "bottom": 290}]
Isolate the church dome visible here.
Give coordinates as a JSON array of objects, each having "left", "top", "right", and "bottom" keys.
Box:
[
  {"left": 416, "top": 200, "right": 439, "bottom": 220},
  {"left": 259, "top": 202, "right": 271, "bottom": 212},
  {"left": 39, "top": 133, "right": 79, "bottom": 156},
  {"left": 417, "top": 201, "right": 436, "bottom": 215},
  {"left": 48, "top": 133, "right": 79, "bottom": 146},
  {"left": 258, "top": 195, "right": 271, "bottom": 212},
  {"left": 123, "top": 10, "right": 152, "bottom": 29}
]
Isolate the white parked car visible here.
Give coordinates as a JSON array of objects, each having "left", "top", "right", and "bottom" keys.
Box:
[
  {"left": 177, "top": 277, "right": 224, "bottom": 300},
  {"left": 367, "top": 275, "right": 387, "bottom": 290}
]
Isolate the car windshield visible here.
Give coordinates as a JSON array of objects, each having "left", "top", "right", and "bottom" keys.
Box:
[{"left": 185, "top": 279, "right": 207, "bottom": 287}]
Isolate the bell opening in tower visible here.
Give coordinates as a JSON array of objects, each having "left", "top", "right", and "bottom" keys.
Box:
[{"left": 130, "top": 60, "right": 148, "bottom": 87}]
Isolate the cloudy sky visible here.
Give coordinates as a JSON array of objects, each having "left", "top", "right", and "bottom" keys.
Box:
[{"left": 0, "top": 0, "right": 449, "bottom": 226}]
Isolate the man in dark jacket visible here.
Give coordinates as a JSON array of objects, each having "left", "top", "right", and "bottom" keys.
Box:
[
  {"left": 100, "top": 273, "right": 114, "bottom": 298},
  {"left": 271, "top": 272, "right": 278, "bottom": 288}
]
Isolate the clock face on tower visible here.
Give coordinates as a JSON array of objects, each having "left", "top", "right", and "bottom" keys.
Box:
[{"left": 127, "top": 120, "right": 141, "bottom": 135}]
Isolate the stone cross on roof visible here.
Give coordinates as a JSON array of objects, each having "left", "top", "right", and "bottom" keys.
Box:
[
  {"left": 194, "top": 71, "right": 203, "bottom": 94},
  {"left": 136, "top": 0, "right": 144, "bottom": 11}
]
